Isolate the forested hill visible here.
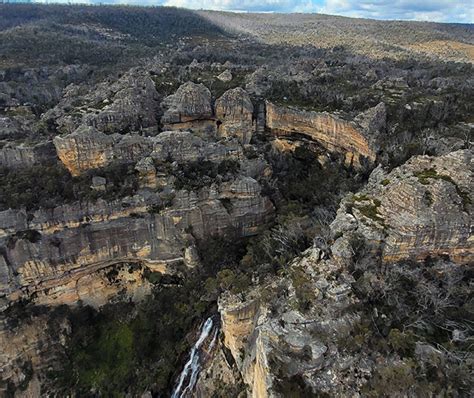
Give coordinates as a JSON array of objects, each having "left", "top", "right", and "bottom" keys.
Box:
[{"left": 0, "top": 4, "right": 226, "bottom": 67}]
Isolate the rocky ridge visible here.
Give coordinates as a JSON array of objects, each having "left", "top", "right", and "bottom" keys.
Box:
[
  {"left": 197, "top": 148, "right": 473, "bottom": 397},
  {"left": 42, "top": 69, "right": 161, "bottom": 135}
]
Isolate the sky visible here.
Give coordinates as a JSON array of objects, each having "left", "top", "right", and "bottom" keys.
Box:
[{"left": 29, "top": 0, "right": 474, "bottom": 24}]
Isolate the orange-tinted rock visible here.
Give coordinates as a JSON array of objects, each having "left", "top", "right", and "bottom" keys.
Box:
[{"left": 265, "top": 101, "right": 382, "bottom": 166}]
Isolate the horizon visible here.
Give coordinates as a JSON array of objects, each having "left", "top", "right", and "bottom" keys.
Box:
[{"left": 2, "top": 0, "right": 473, "bottom": 24}]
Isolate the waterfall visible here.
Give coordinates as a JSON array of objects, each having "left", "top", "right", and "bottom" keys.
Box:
[{"left": 171, "top": 317, "right": 216, "bottom": 398}]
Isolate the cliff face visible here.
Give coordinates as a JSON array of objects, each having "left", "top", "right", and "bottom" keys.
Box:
[
  {"left": 215, "top": 87, "right": 255, "bottom": 145},
  {"left": 0, "top": 177, "right": 273, "bottom": 307},
  {"left": 0, "top": 313, "right": 69, "bottom": 397},
  {"left": 199, "top": 150, "right": 473, "bottom": 397},
  {"left": 3, "top": 110, "right": 276, "bottom": 308},
  {"left": 265, "top": 101, "right": 384, "bottom": 166},
  {"left": 53, "top": 126, "right": 247, "bottom": 177},
  {"left": 0, "top": 141, "right": 56, "bottom": 169},
  {"left": 1, "top": 118, "right": 275, "bottom": 393},
  {"left": 204, "top": 248, "right": 360, "bottom": 397},
  {"left": 53, "top": 126, "right": 154, "bottom": 176},
  {"left": 331, "top": 149, "right": 473, "bottom": 265},
  {"left": 161, "top": 84, "right": 258, "bottom": 143}
]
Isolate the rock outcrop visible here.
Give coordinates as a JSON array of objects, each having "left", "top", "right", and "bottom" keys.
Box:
[
  {"left": 42, "top": 70, "right": 160, "bottom": 135},
  {"left": 196, "top": 149, "right": 473, "bottom": 397},
  {"left": 1, "top": 188, "right": 273, "bottom": 308},
  {"left": 331, "top": 149, "right": 473, "bottom": 265},
  {"left": 161, "top": 82, "right": 214, "bottom": 133},
  {"left": 2, "top": 130, "right": 274, "bottom": 307},
  {"left": 215, "top": 87, "right": 255, "bottom": 145},
  {"left": 265, "top": 101, "right": 384, "bottom": 166},
  {"left": 53, "top": 126, "right": 154, "bottom": 176},
  {"left": 151, "top": 130, "right": 242, "bottom": 164},
  {"left": 201, "top": 247, "right": 361, "bottom": 397},
  {"left": 217, "top": 69, "right": 233, "bottom": 82},
  {"left": 0, "top": 141, "right": 56, "bottom": 169},
  {"left": 53, "top": 126, "right": 246, "bottom": 176}
]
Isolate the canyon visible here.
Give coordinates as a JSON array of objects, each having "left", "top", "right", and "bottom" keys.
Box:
[{"left": 0, "top": 4, "right": 472, "bottom": 397}]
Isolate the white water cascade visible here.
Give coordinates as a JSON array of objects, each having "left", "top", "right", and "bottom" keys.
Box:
[{"left": 171, "top": 317, "right": 215, "bottom": 398}]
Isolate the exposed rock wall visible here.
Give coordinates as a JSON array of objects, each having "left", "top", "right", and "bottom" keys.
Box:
[
  {"left": 53, "top": 127, "right": 245, "bottom": 176},
  {"left": 42, "top": 70, "right": 160, "bottom": 135},
  {"left": 331, "top": 149, "right": 473, "bottom": 265},
  {"left": 0, "top": 313, "right": 67, "bottom": 396},
  {"left": 161, "top": 84, "right": 257, "bottom": 142},
  {"left": 53, "top": 126, "right": 154, "bottom": 176},
  {"left": 0, "top": 141, "right": 56, "bottom": 169},
  {"left": 208, "top": 248, "right": 360, "bottom": 397},
  {"left": 219, "top": 296, "right": 260, "bottom": 369},
  {"left": 0, "top": 174, "right": 273, "bottom": 307},
  {"left": 199, "top": 150, "right": 472, "bottom": 397},
  {"left": 215, "top": 87, "right": 255, "bottom": 144},
  {"left": 265, "top": 101, "right": 382, "bottom": 166},
  {"left": 161, "top": 81, "right": 214, "bottom": 132}
]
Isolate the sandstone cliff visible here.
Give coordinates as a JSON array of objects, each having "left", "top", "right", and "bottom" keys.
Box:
[
  {"left": 42, "top": 70, "right": 160, "bottom": 135},
  {"left": 198, "top": 149, "right": 473, "bottom": 397},
  {"left": 53, "top": 126, "right": 154, "bottom": 176},
  {"left": 201, "top": 247, "right": 361, "bottom": 397},
  {"left": 1, "top": 124, "right": 275, "bottom": 393},
  {"left": 0, "top": 141, "right": 56, "bottom": 169},
  {"left": 265, "top": 101, "right": 385, "bottom": 166},
  {"left": 0, "top": 175, "right": 273, "bottom": 307},
  {"left": 53, "top": 125, "right": 248, "bottom": 177},
  {"left": 331, "top": 149, "right": 473, "bottom": 265}
]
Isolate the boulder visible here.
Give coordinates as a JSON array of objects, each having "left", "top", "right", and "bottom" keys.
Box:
[
  {"left": 161, "top": 81, "right": 213, "bottom": 125},
  {"left": 53, "top": 126, "right": 116, "bottom": 176},
  {"left": 53, "top": 126, "right": 154, "bottom": 176},
  {"left": 217, "top": 69, "right": 233, "bottom": 82}
]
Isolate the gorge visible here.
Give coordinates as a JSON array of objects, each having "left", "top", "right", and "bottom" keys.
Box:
[{"left": 0, "top": 4, "right": 473, "bottom": 397}]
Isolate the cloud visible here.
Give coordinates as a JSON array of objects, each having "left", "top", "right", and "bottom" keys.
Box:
[
  {"left": 31, "top": 0, "right": 474, "bottom": 23},
  {"left": 161, "top": 0, "right": 474, "bottom": 22},
  {"left": 163, "top": 0, "right": 308, "bottom": 12},
  {"left": 316, "top": 0, "right": 474, "bottom": 23}
]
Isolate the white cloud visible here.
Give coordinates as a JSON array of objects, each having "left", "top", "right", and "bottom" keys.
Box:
[
  {"left": 34, "top": 0, "right": 91, "bottom": 3},
  {"left": 31, "top": 0, "right": 474, "bottom": 22},
  {"left": 163, "top": 0, "right": 302, "bottom": 12},
  {"left": 317, "top": 0, "right": 474, "bottom": 23},
  {"left": 163, "top": 0, "right": 474, "bottom": 22}
]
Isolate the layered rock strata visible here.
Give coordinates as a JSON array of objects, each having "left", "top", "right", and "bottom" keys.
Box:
[
  {"left": 0, "top": 176, "right": 273, "bottom": 307},
  {"left": 53, "top": 127, "right": 246, "bottom": 177},
  {"left": 197, "top": 149, "right": 473, "bottom": 397},
  {"left": 53, "top": 126, "right": 154, "bottom": 176},
  {"left": 0, "top": 141, "right": 56, "bottom": 169},
  {"left": 330, "top": 149, "right": 473, "bottom": 265},
  {"left": 161, "top": 81, "right": 215, "bottom": 133},
  {"left": 265, "top": 101, "right": 385, "bottom": 166},
  {"left": 199, "top": 247, "right": 361, "bottom": 397}
]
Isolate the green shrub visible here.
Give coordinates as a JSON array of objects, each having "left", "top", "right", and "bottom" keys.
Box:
[{"left": 388, "top": 328, "right": 416, "bottom": 356}]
